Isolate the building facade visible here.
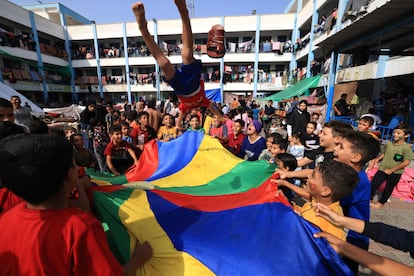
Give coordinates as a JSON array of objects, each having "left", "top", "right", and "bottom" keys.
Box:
[{"left": 1, "top": 0, "right": 413, "bottom": 118}]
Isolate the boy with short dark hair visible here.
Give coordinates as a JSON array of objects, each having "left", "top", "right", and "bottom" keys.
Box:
[
  {"left": 0, "top": 134, "right": 152, "bottom": 275},
  {"left": 273, "top": 152, "right": 298, "bottom": 201},
  {"left": 357, "top": 116, "right": 374, "bottom": 132},
  {"left": 130, "top": 111, "right": 156, "bottom": 151},
  {"left": 187, "top": 114, "right": 205, "bottom": 132},
  {"left": 209, "top": 112, "right": 229, "bottom": 145},
  {"left": 226, "top": 119, "right": 245, "bottom": 156},
  {"left": 157, "top": 113, "right": 179, "bottom": 142},
  {"left": 289, "top": 120, "right": 353, "bottom": 174},
  {"left": 105, "top": 125, "right": 139, "bottom": 176},
  {"left": 370, "top": 123, "right": 414, "bottom": 209},
  {"left": 275, "top": 160, "right": 359, "bottom": 240},
  {"left": 258, "top": 133, "right": 282, "bottom": 162},
  {"left": 121, "top": 121, "right": 133, "bottom": 144},
  {"left": 70, "top": 133, "right": 97, "bottom": 169},
  {"left": 0, "top": 122, "right": 25, "bottom": 213},
  {"left": 334, "top": 130, "right": 381, "bottom": 273},
  {"left": 0, "top": 98, "right": 15, "bottom": 123},
  {"left": 269, "top": 138, "right": 289, "bottom": 163},
  {"left": 357, "top": 116, "right": 379, "bottom": 139}
]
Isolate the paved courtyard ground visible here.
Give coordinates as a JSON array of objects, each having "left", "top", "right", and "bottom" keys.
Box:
[{"left": 358, "top": 196, "right": 414, "bottom": 275}]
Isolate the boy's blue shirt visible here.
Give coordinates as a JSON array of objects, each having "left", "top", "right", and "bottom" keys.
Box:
[{"left": 340, "top": 170, "right": 370, "bottom": 248}]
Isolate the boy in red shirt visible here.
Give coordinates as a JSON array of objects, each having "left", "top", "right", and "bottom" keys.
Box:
[
  {"left": 226, "top": 119, "right": 245, "bottom": 156},
  {"left": 0, "top": 134, "right": 152, "bottom": 275},
  {"left": 104, "top": 125, "right": 139, "bottom": 176},
  {"left": 130, "top": 111, "right": 156, "bottom": 151},
  {"left": 209, "top": 112, "right": 229, "bottom": 145},
  {"left": 0, "top": 121, "right": 25, "bottom": 213},
  {"left": 132, "top": 0, "right": 222, "bottom": 129}
]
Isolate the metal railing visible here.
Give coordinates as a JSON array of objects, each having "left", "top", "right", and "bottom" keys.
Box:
[{"left": 332, "top": 116, "right": 412, "bottom": 143}]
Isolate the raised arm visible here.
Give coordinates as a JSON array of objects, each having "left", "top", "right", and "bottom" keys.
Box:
[
  {"left": 277, "top": 168, "right": 313, "bottom": 180},
  {"left": 314, "top": 202, "right": 365, "bottom": 233},
  {"left": 314, "top": 232, "right": 414, "bottom": 276},
  {"left": 106, "top": 155, "right": 120, "bottom": 176},
  {"left": 271, "top": 179, "right": 311, "bottom": 200}
]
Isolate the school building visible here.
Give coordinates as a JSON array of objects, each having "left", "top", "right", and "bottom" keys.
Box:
[{"left": 0, "top": 0, "right": 413, "bottom": 122}]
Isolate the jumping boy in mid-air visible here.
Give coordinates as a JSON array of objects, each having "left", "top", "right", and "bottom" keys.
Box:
[{"left": 132, "top": 1, "right": 223, "bottom": 129}]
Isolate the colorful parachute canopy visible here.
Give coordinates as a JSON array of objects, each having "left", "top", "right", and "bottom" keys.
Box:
[{"left": 88, "top": 131, "right": 352, "bottom": 275}]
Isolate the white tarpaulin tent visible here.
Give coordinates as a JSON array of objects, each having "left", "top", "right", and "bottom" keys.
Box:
[
  {"left": 0, "top": 82, "right": 44, "bottom": 115},
  {"left": 43, "top": 105, "right": 85, "bottom": 120}
]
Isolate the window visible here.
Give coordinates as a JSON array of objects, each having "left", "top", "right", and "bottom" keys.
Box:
[
  {"left": 195, "top": 38, "right": 207, "bottom": 44},
  {"left": 260, "top": 36, "right": 272, "bottom": 43},
  {"left": 278, "top": 35, "right": 287, "bottom": 42},
  {"left": 112, "top": 68, "right": 123, "bottom": 76},
  {"left": 85, "top": 69, "right": 97, "bottom": 76},
  {"left": 3, "top": 58, "right": 21, "bottom": 69}
]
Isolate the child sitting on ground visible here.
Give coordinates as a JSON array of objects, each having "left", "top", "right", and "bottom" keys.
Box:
[
  {"left": 273, "top": 160, "right": 359, "bottom": 240},
  {"left": 0, "top": 134, "right": 152, "bottom": 274},
  {"left": 226, "top": 119, "right": 245, "bottom": 157},
  {"left": 104, "top": 125, "right": 139, "bottom": 176},
  {"left": 157, "top": 113, "right": 179, "bottom": 142}
]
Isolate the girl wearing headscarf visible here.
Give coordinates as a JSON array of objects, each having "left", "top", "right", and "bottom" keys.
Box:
[
  {"left": 238, "top": 120, "right": 266, "bottom": 161},
  {"left": 287, "top": 99, "right": 310, "bottom": 141}
]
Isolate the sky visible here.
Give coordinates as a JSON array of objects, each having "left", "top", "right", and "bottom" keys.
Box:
[{"left": 10, "top": 0, "right": 292, "bottom": 24}]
